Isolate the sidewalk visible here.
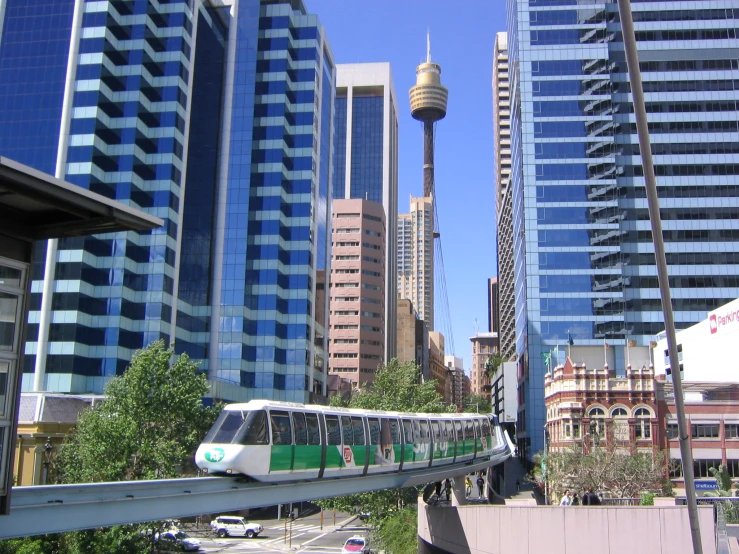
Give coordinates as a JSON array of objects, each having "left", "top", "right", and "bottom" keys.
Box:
[{"left": 503, "top": 457, "right": 541, "bottom": 503}]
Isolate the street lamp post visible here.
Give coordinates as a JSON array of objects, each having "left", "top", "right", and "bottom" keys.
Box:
[
  {"left": 615, "top": 1, "right": 702, "bottom": 552},
  {"left": 543, "top": 425, "right": 550, "bottom": 505},
  {"left": 41, "top": 437, "right": 53, "bottom": 485}
]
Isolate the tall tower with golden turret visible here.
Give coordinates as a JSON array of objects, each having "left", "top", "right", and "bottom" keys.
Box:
[{"left": 409, "top": 32, "right": 448, "bottom": 197}]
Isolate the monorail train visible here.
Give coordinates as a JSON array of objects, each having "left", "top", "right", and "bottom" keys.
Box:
[{"left": 195, "top": 400, "right": 506, "bottom": 482}]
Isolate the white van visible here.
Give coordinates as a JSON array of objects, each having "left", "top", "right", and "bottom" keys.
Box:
[{"left": 210, "top": 516, "right": 263, "bottom": 538}]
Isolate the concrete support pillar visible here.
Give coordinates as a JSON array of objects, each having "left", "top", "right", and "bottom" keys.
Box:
[{"left": 451, "top": 477, "right": 467, "bottom": 507}]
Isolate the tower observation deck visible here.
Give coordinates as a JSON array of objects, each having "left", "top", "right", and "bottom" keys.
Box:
[{"left": 409, "top": 33, "right": 448, "bottom": 197}]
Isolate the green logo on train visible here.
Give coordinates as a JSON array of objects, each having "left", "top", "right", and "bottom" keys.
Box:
[{"left": 205, "top": 448, "right": 225, "bottom": 462}]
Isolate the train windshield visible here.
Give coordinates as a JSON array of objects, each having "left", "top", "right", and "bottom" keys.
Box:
[{"left": 204, "top": 410, "right": 269, "bottom": 445}]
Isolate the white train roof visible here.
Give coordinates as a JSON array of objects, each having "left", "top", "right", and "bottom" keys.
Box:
[{"left": 221, "top": 399, "right": 491, "bottom": 419}]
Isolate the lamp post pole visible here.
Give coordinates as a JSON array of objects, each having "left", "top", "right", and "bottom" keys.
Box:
[
  {"left": 41, "top": 437, "right": 53, "bottom": 485},
  {"left": 615, "top": 1, "right": 702, "bottom": 553}
]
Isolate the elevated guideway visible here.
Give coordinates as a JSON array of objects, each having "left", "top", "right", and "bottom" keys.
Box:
[{"left": 1, "top": 446, "right": 509, "bottom": 539}]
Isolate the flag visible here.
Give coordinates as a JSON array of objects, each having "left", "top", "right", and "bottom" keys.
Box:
[
  {"left": 568, "top": 333, "right": 574, "bottom": 346},
  {"left": 604, "top": 341, "right": 610, "bottom": 349},
  {"left": 542, "top": 351, "right": 552, "bottom": 369},
  {"left": 628, "top": 339, "right": 637, "bottom": 347}
]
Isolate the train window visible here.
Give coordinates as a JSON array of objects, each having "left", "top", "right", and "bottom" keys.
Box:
[
  {"left": 326, "top": 415, "right": 341, "bottom": 445},
  {"left": 402, "top": 419, "right": 413, "bottom": 444},
  {"left": 293, "top": 412, "right": 308, "bottom": 445},
  {"left": 444, "top": 420, "right": 454, "bottom": 442},
  {"left": 433, "top": 421, "right": 441, "bottom": 443},
  {"left": 465, "top": 420, "right": 474, "bottom": 441},
  {"left": 352, "top": 416, "right": 366, "bottom": 445},
  {"left": 306, "top": 413, "right": 321, "bottom": 445},
  {"left": 342, "top": 416, "right": 353, "bottom": 445},
  {"left": 233, "top": 410, "right": 269, "bottom": 445},
  {"left": 475, "top": 420, "right": 482, "bottom": 439},
  {"left": 419, "top": 420, "right": 429, "bottom": 444},
  {"left": 204, "top": 411, "right": 244, "bottom": 444},
  {"left": 389, "top": 419, "right": 401, "bottom": 444},
  {"left": 455, "top": 421, "right": 463, "bottom": 442},
  {"left": 482, "top": 419, "right": 491, "bottom": 437},
  {"left": 368, "top": 418, "right": 381, "bottom": 445},
  {"left": 270, "top": 411, "right": 292, "bottom": 445},
  {"left": 412, "top": 420, "right": 422, "bottom": 444}
]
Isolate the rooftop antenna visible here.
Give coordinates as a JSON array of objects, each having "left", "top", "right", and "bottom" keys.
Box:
[{"left": 426, "top": 28, "right": 431, "bottom": 63}]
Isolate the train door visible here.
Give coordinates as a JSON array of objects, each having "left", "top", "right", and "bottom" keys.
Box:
[
  {"left": 401, "top": 419, "right": 413, "bottom": 468},
  {"left": 389, "top": 418, "right": 403, "bottom": 471},
  {"left": 323, "top": 414, "right": 343, "bottom": 475},
  {"left": 454, "top": 420, "right": 464, "bottom": 460},
  {"left": 268, "top": 410, "right": 294, "bottom": 473}
]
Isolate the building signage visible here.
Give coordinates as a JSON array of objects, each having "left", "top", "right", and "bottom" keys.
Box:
[
  {"left": 694, "top": 480, "right": 719, "bottom": 490},
  {"left": 709, "top": 302, "right": 739, "bottom": 335}
]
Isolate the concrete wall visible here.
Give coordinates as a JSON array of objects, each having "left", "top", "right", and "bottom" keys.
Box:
[{"left": 418, "top": 502, "right": 716, "bottom": 554}]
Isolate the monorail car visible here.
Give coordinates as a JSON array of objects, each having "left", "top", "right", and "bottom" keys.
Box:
[{"left": 195, "top": 400, "right": 505, "bottom": 482}]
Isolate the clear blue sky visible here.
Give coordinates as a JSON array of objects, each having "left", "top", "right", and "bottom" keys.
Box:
[{"left": 308, "top": 0, "right": 508, "bottom": 372}]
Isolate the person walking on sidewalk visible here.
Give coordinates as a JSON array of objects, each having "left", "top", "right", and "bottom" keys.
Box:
[
  {"left": 515, "top": 479, "right": 521, "bottom": 493},
  {"left": 444, "top": 479, "right": 452, "bottom": 502},
  {"left": 560, "top": 490, "right": 572, "bottom": 506},
  {"left": 476, "top": 475, "right": 485, "bottom": 498},
  {"left": 465, "top": 476, "right": 472, "bottom": 497}
]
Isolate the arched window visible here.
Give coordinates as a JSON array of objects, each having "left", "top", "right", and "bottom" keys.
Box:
[
  {"left": 635, "top": 407, "right": 651, "bottom": 439},
  {"left": 588, "top": 407, "right": 606, "bottom": 436},
  {"left": 612, "top": 407, "right": 629, "bottom": 440}
]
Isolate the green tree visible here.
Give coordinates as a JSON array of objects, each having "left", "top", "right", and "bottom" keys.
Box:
[
  {"left": 483, "top": 353, "right": 505, "bottom": 379},
  {"left": 0, "top": 342, "right": 221, "bottom": 553},
  {"left": 705, "top": 464, "right": 735, "bottom": 497},
  {"left": 462, "top": 393, "right": 491, "bottom": 414},
  {"left": 56, "top": 340, "right": 219, "bottom": 483},
  {"left": 317, "top": 359, "right": 451, "bottom": 551},
  {"left": 373, "top": 507, "right": 418, "bottom": 554}
]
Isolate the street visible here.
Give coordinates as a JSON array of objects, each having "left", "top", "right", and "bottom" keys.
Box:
[{"left": 187, "top": 511, "right": 370, "bottom": 553}]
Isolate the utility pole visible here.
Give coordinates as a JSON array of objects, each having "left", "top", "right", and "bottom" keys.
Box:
[{"left": 615, "top": 1, "right": 702, "bottom": 552}]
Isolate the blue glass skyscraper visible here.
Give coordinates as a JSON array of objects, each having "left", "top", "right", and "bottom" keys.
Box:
[
  {"left": 507, "top": 0, "right": 739, "bottom": 459},
  {"left": 0, "top": 0, "right": 334, "bottom": 403}
]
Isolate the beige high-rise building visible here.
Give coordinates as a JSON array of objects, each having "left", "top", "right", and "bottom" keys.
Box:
[
  {"left": 470, "top": 332, "right": 499, "bottom": 397},
  {"left": 493, "top": 32, "right": 510, "bottom": 207},
  {"left": 328, "top": 199, "right": 386, "bottom": 387},
  {"left": 428, "top": 331, "right": 446, "bottom": 400},
  {"left": 493, "top": 32, "right": 515, "bottom": 361},
  {"left": 397, "top": 195, "right": 434, "bottom": 330}
]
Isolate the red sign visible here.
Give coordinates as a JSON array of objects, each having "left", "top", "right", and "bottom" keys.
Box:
[
  {"left": 343, "top": 447, "right": 353, "bottom": 464},
  {"left": 710, "top": 314, "right": 718, "bottom": 334}
]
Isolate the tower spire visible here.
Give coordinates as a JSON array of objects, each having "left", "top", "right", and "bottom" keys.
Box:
[{"left": 426, "top": 28, "right": 431, "bottom": 63}]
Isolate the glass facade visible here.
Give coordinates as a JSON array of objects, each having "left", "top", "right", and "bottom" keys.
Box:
[
  {"left": 1, "top": 0, "right": 333, "bottom": 402},
  {"left": 507, "top": 0, "right": 739, "bottom": 458},
  {"left": 349, "top": 95, "right": 384, "bottom": 204},
  {"left": 332, "top": 95, "right": 347, "bottom": 200}
]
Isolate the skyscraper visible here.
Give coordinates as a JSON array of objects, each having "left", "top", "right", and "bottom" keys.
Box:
[
  {"left": 333, "top": 63, "right": 399, "bottom": 363},
  {"left": 507, "top": 0, "right": 739, "bottom": 459},
  {"left": 493, "top": 32, "right": 516, "bottom": 361},
  {"left": 328, "top": 199, "right": 385, "bottom": 386},
  {"left": 397, "top": 195, "right": 434, "bottom": 329},
  {"left": 0, "top": 0, "right": 334, "bottom": 403}
]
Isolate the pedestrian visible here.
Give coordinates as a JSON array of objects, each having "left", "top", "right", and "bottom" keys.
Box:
[
  {"left": 444, "top": 479, "right": 452, "bottom": 501},
  {"left": 465, "top": 476, "right": 472, "bottom": 497},
  {"left": 571, "top": 492, "right": 580, "bottom": 506},
  {"left": 435, "top": 481, "right": 442, "bottom": 499},
  {"left": 476, "top": 474, "right": 485, "bottom": 497},
  {"left": 515, "top": 479, "right": 521, "bottom": 493},
  {"left": 560, "top": 490, "right": 572, "bottom": 506},
  {"left": 582, "top": 487, "right": 600, "bottom": 506}
]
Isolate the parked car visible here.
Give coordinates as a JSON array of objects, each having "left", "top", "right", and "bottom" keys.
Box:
[
  {"left": 154, "top": 530, "right": 201, "bottom": 551},
  {"left": 210, "top": 515, "right": 263, "bottom": 538},
  {"left": 342, "top": 535, "right": 371, "bottom": 553}
]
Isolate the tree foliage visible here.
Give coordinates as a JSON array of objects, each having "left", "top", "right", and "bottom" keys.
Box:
[
  {"left": 705, "top": 464, "right": 736, "bottom": 497},
  {"left": 528, "top": 444, "right": 670, "bottom": 500},
  {"left": 0, "top": 342, "right": 220, "bottom": 553},
  {"left": 56, "top": 341, "right": 219, "bottom": 483},
  {"left": 462, "top": 393, "right": 492, "bottom": 414},
  {"left": 373, "top": 507, "right": 419, "bottom": 554}
]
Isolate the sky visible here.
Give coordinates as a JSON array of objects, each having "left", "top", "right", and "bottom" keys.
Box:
[{"left": 307, "top": 0, "right": 509, "bottom": 372}]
